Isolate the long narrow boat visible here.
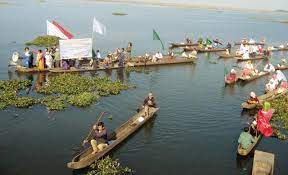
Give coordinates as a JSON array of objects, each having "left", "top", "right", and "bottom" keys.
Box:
[
  {"left": 184, "top": 47, "right": 226, "bottom": 53},
  {"left": 218, "top": 53, "right": 236, "bottom": 58},
  {"left": 67, "top": 107, "right": 159, "bottom": 169},
  {"left": 236, "top": 55, "right": 268, "bottom": 62},
  {"left": 275, "top": 65, "right": 288, "bottom": 70},
  {"left": 133, "top": 57, "right": 196, "bottom": 67},
  {"left": 238, "top": 71, "right": 270, "bottom": 82},
  {"left": 237, "top": 131, "right": 262, "bottom": 156},
  {"left": 235, "top": 42, "right": 265, "bottom": 46},
  {"left": 170, "top": 42, "right": 198, "bottom": 48},
  {"left": 252, "top": 150, "right": 274, "bottom": 175},
  {"left": 241, "top": 88, "right": 288, "bottom": 109},
  {"left": 16, "top": 66, "right": 50, "bottom": 73}
]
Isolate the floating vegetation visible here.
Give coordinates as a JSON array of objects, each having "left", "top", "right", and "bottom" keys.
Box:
[
  {"left": 0, "top": 74, "right": 133, "bottom": 111},
  {"left": 25, "top": 35, "right": 60, "bottom": 47},
  {"left": 270, "top": 96, "right": 288, "bottom": 140},
  {"left": 125, "top": 67, "right": 151, "bottom": 74},
  {"left": 87, "top": 156, "right": 133, "bottom": 175},
  {"left": 67, "top": 92, "right": 99, "bottom": 107},
  {"left": 112, "top": 12, "right": 128, "bottom": 16}
]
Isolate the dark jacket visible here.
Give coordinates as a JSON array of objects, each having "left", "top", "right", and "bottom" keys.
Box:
[{"left": 143, "top": 97, "right": 157, "bottom": 107}]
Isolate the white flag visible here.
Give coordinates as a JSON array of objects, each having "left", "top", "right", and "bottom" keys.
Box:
[
  {"left": 47, "top": 20, "right": 73, "bottom": 39},
  {"left": 93, "top": 17, "right": 106, "bottom": 35}
]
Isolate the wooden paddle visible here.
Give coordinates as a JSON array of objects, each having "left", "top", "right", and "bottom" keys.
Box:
[{"left": 83, "top": 111, "right": 106, "bottom": 144}]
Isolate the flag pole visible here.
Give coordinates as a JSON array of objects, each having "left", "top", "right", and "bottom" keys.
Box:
[{"left": 92, "top": 17, "right": 95, "bottom": 58}]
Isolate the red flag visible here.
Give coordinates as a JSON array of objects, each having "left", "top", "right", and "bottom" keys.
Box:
[
  {"left": 257, "top": 109, "right": 273, "bottom": 137},
  {"left": 52, "top": 20, "right": 74, "bottom": 39}
]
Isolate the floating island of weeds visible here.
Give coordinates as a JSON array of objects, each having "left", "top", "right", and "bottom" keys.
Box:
[
  {"left": 25, "top": 35, "right": 60, "bottom": 47},
  {"left": 112, "top": 12, "right": 128, "bottom": 16}
]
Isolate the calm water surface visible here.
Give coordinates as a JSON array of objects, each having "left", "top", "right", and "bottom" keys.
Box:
[{"left": 0, "top": 1, "right": 288, "bottom": 175}]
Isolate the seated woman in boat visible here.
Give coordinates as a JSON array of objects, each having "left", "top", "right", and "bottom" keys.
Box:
[
  {"left": 247, "top": 91, "right": 260, "bottom": 104},
  {"left": 241, "top": 61, "right": 258, "bottom": 78},
  {"left": 238, "top": 127, "right": 256, "bottom": 150},
  {"left": 61, "top": 60, "right": 70, "bottom": 70},
  {"left": 167, "top": 50, "right": 174, "bottom": 57},
  {"left": 83, "top": 122, "right": 108, "bottom": 154},
  {"left": 277, "top": 58, "right": 287, "bottom": 68},
  {"left": 226, "top": 69, "right": 237, "bottom": 82},
  {"left": 265, "top": 74, "right": 279, "bottom": 92},
  {"left": 263, "top": 61, "right": 275, "bottom": 73},
  {"left": 142, "top": 92, "right": 157, "bottom": 117}
]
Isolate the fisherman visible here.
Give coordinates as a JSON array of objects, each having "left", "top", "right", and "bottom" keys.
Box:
[
  {"left": 142, "top": 92, "right": 157, "bottom": 117},
  {"left": 247, "top": 91, "right": 260, "bottom": 104},
  {"left": 263, "top": 61, "right": 275, "bottom": 73},
  {"left": 83, "top": 122, "right": 108, "bottom": 154},
  {"left": 238, "top": 127, "right": 256, "bottom": 150}
]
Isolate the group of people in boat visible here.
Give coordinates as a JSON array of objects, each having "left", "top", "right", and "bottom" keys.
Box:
[
  {"left": 238, "top": 102, "right": 274, "bottom": 150},
  {"left": 82, "top": 93, "right": 157, "bottom": 154}
]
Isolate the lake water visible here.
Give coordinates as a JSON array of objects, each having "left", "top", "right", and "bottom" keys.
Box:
[{"left": 0, "top": 1, "right": 288, "bottom": 175}]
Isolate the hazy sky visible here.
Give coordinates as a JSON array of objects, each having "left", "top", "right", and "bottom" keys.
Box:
[{"left": 164, "top": 0, "right": 288, "bottom": 10}]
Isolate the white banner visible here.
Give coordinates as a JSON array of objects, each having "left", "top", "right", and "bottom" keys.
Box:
[{"left": 59, "top": 38, "right": 92, "bottom": 59}]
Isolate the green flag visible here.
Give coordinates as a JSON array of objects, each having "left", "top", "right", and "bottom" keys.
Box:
[
  {"left": 153, "top": 29, "right": 164, "bottom": 50},
  {"left": 206, "top": 38, "right": 212, "bottom": 45}
]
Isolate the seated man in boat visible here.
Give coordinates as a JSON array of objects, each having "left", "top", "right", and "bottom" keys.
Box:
[
  {"left": 265, "top": 74, "right": 279, "bottom": 92},
  {"left": 142, "top": 92, "right": 157, "bottom": 117},
  {"left": 247, "top": 91, "right": 260, "bottom": 104},
  {"left": 275, "top": 70, "right": 288, "bottom": 91},
  {"left": 226, "top": 69, "right": 237, "bottom": 82},
  {"left": 84, "top": 122, "right": 108, "bottom": 154},
  {"left": 189, "top": 48, "right": 197, "bottom": 59},
  {"left": 152, "top": 52, "right": 163, "bottom": 62},
  {"left": 277, "top": 58, "right": 287, "bottom": 68},
  {"left": 238, "top": 127, "right": 256, "bottom": 150},
  {"left": 186, "top": 37, "right": 192, "bottom": 44},
  {"left": 263, "top": 61, "right": 275, "bottom": 73},
  {"left": 167, "top": 49, "right": 174, "bottom": 57}
]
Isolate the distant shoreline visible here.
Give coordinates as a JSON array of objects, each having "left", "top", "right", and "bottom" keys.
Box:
[{"left": 83, "top": 0, "right": 278, "bottom": 13}]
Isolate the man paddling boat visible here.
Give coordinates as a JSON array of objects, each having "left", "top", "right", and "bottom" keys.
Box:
[
  {"left": 83, "top": 122, "right": 108, "bottom": 154},
  {"left": 238, "top": 127, "right": 256, "bottom": 150}
]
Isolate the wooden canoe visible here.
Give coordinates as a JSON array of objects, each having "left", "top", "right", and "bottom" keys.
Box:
[
  {"left": 133, "top": 57, "right": 196, "bottom": 67},
  {"left": 238, "top": 71, "right": 270, "bottom": 82},
  {"left": 236, "top": 55, "right": 268, "bottom": 62},
  {"left": 275, "top": 65, "right": 288, "bottom": 70},
  {"left": 218, "top": 53, "right": 236, "bottom": 58},
  {"left": 16, "top": 66, "right": 50, "bottom": 73},
  {"left": 184, "top": 47, "right": 226, "bottom": 53},
  {"left": 237, "top": 133, "right": 262, "bottom": 156},
  {"left": 241, "top": 88, "right": 288, "bottom": 109},
  {"left": 170, "top": 43, "right": 198, "bottom": 48},
  {"left": 252, "top": 150, "right": 274, "bottom": 175},
  {"left": 277, "top": 47, "right": 288, "bottom": 51},
  {"left": 67, "top": 107, "right": 159, "bottom": 169},
  {"left": 235, "top": 42, "right": 265, "bottom": 46}
]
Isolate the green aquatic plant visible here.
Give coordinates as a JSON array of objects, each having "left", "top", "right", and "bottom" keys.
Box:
[
  {"left": 40, "top": 95, "right": 67, "bottom": 111},
  {"left": 67, "top": 92, "right": 99, "bottom": 107},
  {"left": 87, "top": 156, "right": 133, "bottom": 175},
  {"left": 112, "top": 12, "right": 128, "bottom": 16},
  {"left": 13, "top": 96, "right": 37, "bottom": 108},
  {"left": 0, "top": 79, "right": 32, "bottom": 91},
  {"left": 270, "top": 95, "right": 288, "bottom": 140},
  {"left": 25, "top": 35, "right": 60, "bottom": 47}
]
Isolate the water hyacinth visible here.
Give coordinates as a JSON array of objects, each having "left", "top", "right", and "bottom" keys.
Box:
[
  {"left": 87, "top": 156, "right": 133, "bottom": 175},
  {"left": 270, "top": 95, "right": 288, "bottom": 140},
  {"left": 0, "top": 74, "right": 133, "bottom": 111}
]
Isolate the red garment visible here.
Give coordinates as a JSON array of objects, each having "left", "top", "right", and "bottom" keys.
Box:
[
  {"left": 257, "top": 109, "right": 274, "bottom": 137},
  {"left": 280, "top": 82, "right": 288, "bottom": 89},
  {"left": 226, "top": 73, "right": 237, "bottom": 82}
]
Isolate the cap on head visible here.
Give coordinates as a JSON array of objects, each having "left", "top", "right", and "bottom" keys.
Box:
[
  {"left": 148, "top": 92, "right": 153, "bottom": 97},
  {"left": 250, "top": 91, "right": 256, "bottom": 98},
  {"left": 263, "top": 102, "right": 271, "bottom": 112}
]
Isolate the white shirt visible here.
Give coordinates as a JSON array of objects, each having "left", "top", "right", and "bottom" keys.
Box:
[
  {"left": 264, "top": 64, "right": 275, "bottom": 72},
  {"left": 96, "top": 52, "right": 101, "bottom": 59},
  {"left": 155, "top": 52, "right": 163, "bottom": 59}
]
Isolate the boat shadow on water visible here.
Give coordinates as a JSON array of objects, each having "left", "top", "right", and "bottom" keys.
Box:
[{"left": 71, "top": 113, "right": 158, "bottom": 174}]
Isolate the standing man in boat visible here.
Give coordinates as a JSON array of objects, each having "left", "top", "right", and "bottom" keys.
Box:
[
  {"left": 238, "top": 127, "right": 256, "bottom": 150},
  {"left": 83, "top": 122, "right": 108, "bottom": 154},
  {"left": 126, "top": 42, "right": 132, "bottom": 60},
  {"left": 142, "top": 92, "right": 157, "bottom": 117}
]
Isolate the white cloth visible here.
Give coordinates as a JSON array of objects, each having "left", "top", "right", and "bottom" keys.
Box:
[
  {"left": 45, "top": 54, "right": 53, "bottom": 68},
  {"left": 155, "top": 52, "right": 163, "bottom": 59},
  {"left": 96, "top": 52, "right": 101, "bottom": 59},
  {"left": 249, "top": 39, "right": 255, "bottom": 44},
  {"left": 264, "top": 63, "right": 275, "bottom": 72},
  {"left": 93, "top": 17, "right": 106, "bottom": 35},
  {"left": 266, "top": 78, "right": 278, "bottom": 91},
  {"left": 242, "top": 52, "right": 250, "bottom": 59},
  {"left": 276, "top": 70, "right": 287, "bottom": 82}
]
